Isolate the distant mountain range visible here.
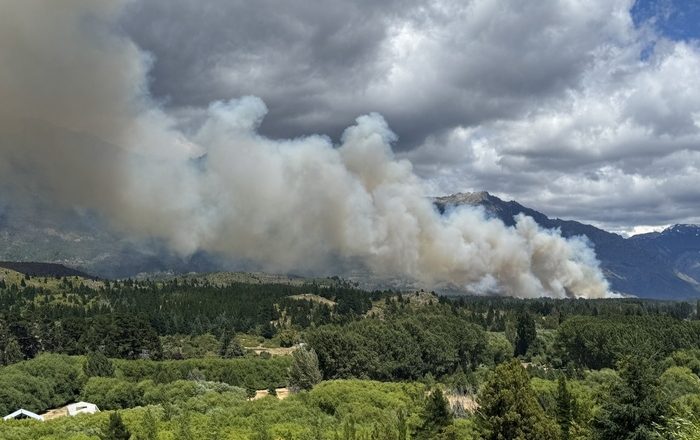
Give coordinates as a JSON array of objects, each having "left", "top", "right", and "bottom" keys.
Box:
[
  {"left": 0, "top": 261, "right": 96, "bottom": 279},
  {"left": 0, "top": 201, "right": 224, "bottom": 279},
  {"left": 435, "top": 192, "right": 700, "bottom": 299},
  {"left": 1, "top": 192, "right": 699, "bottom": 298}
]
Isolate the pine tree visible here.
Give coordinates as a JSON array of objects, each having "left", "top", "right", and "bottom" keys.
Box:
[
  {"left": 222, "top": 337, "right": 245, "bottom": 358},
  {"left": 593, "top": 356, "right": 668, "bottom": 440},
  {"left": 218, "top": 330, "right": 232, "bottom": 356},
  {"left": 556, "top": 375, "right": 573, "bottom": 440},
  {"left": 84, "top": 351, "right": 115, "bottom": 377},
  {"left": 261, "top": 321, "right": 277, "bottom": 339},
  {"left": 476, "top": 359, "right": 558, "bottom": 440},
  {"left": 103, "top": 412, "right": 130, "bottom": 440},
  {"left": 1, "top": 336, "right": 23, "bottom": 366},
  {"left": 514, "top": 312, "right": 536, "bottom": 357},
  {"left": 413, "top": 388, "right": 454, "bottom": 439}
]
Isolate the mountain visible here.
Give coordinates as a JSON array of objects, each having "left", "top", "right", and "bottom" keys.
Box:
[
  {"left": 2, "top": 191, "right": 699, "bottom": 298},
  {"left": 630, "top": 224, "right": 700, "bottom": 284},
  {"left": 0, "top": 261, "right": 96, "bottom": 279},
  {"left": 0, "top": 201, "right": 223, "bottom": 279},
  {"left": 435, "top": 192, "right": 700, "bottom": 299}
]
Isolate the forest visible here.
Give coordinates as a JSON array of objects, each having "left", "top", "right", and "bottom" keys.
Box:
[{"left": 2, "top": 269, "right": 700, "bottom": 439}]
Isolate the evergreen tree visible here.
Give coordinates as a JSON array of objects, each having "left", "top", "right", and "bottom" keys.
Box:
[
  {"left": 1, "top": 336, "right": 23, "bottom": 366},
  {"left": 260, "top": 321, "right": 277, "bottom": 339},
  {"left": 103, "top": 412, "right": 130, "bottom": 440},
  {"left": 514, "top": 312, "right": 536, "bottom": 357},
  {"left": 556, "top": 375, "right": 573, "bottom": 440},
  {"left": 288, "top": 346, "right": 322, "bottom": 391},
  {"left": 222, "top": 337, "right": 246, "bottom": 358},
  {"left": 218, "top": 331, "right": 232, "bottom": 356},
  {"left": 593, "top": 356, "right": 668, "bottom": 440},
  {"left": 476, "top": 359, "right": 558, "bottom": 440},
  {"left": 413, "top": 388, "right": 453, "bottom": 439},
  {"left": 84, "top": 351, "right": 115, "bottom": 377}
]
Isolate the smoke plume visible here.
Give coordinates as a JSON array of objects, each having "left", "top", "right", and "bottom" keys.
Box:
[{"left": 0, "top": 0, "right": 610, "bottom": 298}]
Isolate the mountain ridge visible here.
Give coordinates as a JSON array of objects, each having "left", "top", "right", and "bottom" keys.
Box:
[
  {"left": 435, "top": 192, "right": 700, "bottom": 299},
  {"left": 0, "top": 261, "right": 97, "bottom": 279},
  {"left": 1, "top": 192, "right": 699, "bottom": 298}
]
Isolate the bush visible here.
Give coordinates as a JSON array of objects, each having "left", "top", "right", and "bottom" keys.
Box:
[
  {"left": 0, "top": 354, "right": 83, "bottom": 415},
  {"left": 82, "top": 377, "right": 142, "bottom": 410},
  {"left": 307, "top": 311, "right": 487, "bottom": 381},
  {"left": 113, "top": 357, "right": 291, "bottom": 390},
  {"left": 83, "top": 352, "right": 115, "bottom": 378}
]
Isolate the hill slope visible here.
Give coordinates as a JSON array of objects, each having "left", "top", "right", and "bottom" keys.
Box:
[
  {"left": 0, "top": 201, "right": 223, "bottom": 278},
  {"left": 0, "top": 261, "right": 96, "bottom": 279},
  {"left": 630, "top": 224, "right": 700, "bottom": 284}
]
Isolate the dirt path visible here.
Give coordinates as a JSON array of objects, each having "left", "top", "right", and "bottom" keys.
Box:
[
  {"left": 249, "top": 346, "right": 297, "bottom": 356},
  {"left": 252, "top": 387, "right": 291, "bottom": 400}
]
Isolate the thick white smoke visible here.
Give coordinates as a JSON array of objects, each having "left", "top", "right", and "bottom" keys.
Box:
[{"left": 0, "top": 0, "right": 610, "bottom": 298}]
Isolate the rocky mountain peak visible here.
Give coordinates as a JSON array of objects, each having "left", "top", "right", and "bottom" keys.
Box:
[
  {"left": 662, "top": 224, "right": 700, "bottom": 235},
  {"left": 433, "top": 191, "right": 492, "bottom": 205}
]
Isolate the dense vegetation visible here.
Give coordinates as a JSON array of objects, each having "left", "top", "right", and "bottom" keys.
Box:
[
  {"left": 3, "top": 269, "right": 700, "bottom": 438},
  {"left": 307, "top": 310, "right": 487, "bottom": 380},
  {"left": 0, "top": 273, "right": 381, "bottom": 364}
]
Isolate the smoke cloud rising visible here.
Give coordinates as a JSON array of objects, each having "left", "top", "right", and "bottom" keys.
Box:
[{"left": 0, "top": 0, "right": 610, "bottom": 298}]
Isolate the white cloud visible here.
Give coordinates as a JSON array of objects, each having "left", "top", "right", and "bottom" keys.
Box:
[{"left": 404, "top": 10, "right": 700, "bottom": 230}]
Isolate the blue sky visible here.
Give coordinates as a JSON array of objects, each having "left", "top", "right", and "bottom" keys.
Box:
[{"left": 632, "top": 0, "right": 700, "bottom": 41}]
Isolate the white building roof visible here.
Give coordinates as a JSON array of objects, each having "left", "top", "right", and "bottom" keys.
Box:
[
  {"left": 3, "top": 409, "right": 44, "bottom": 421},
  {"left": 67, "top": 402, "right": 99, "bottom": 416}
]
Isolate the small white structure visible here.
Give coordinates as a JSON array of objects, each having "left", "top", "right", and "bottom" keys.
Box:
[
  {"left": 67, "top": 402, "right": 99, "bottom": 416},
  {"left": 3, "top": 409, "right": 44, "bottom": 421}
]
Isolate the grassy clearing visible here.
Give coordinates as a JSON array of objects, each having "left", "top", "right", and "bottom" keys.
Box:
[{"left": 288, "top": 293, "right": 337, "bottom": 306}]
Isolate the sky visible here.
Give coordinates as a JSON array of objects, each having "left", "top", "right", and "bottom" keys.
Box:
[{"left": 115, "top": 0, "right": 700, "bottom": 235}]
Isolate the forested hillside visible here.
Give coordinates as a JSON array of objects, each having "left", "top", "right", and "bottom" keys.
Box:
[{"left": 2, "top": 271, "right": 700, "bottom": 438}]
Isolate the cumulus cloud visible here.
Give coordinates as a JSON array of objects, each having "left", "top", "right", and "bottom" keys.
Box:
[
  {"left": 405, "top": 35, "right": 700, "bottom": 231},
  {"left": 120, "top": 0, "right": 633, "bottom": 143},
  {"left": 116, "top": 0, "right": 700, "bottom": 232},
  {"left": 0, "top": 0, "right": 611, "bottom": 298}
]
